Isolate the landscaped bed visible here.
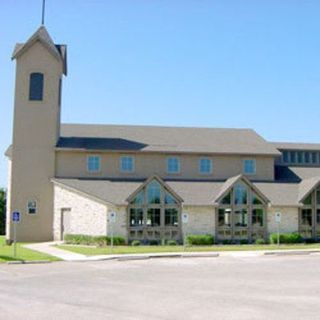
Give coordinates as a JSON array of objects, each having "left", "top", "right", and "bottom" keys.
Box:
[
  {"left": 57, "top": 243, "right": 320, "bottom": 256},
  {"left": 0, "top": 236, "right": 60, "bottom": 263}
]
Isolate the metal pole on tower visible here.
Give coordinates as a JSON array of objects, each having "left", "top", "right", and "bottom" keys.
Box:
[{"left": 41, "top": 0, "right": 46, "bottom": 25}]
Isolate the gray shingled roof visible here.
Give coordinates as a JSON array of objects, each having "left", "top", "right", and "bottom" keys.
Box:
[
  {"left": 58, "top": 124, "right": 280, "bottom": 156},
  {"left": 271, "top": 142, "right": 320, "bottom": 151},
  {"left": 52, "top": 177, "right": 310, "bottom": 207},
  {"left": 12, "top": 26, "right": 67, "bottom": 75}
]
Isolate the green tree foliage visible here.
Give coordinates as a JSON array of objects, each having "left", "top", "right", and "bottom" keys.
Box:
[{"left": 0, "top": 189, "right": 6, "bottom": 235}]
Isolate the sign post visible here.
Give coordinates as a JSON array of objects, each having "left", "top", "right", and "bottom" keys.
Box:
[
  {"left": 275, "top": 212, "right": 281, "bottom": 246},
  {"left": 182, "top": 213, "right": 189, "bottom": 251},
  {"left": 12, "top": 211, "right": 20, "bottom": 258},
  {"left": 109, "top": 211, "right": 116, "bottom": 252}
]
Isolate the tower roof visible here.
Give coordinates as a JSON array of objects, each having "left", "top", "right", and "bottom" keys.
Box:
[{"left": 12, "top": 25, "right": 67, "bottom": 75}]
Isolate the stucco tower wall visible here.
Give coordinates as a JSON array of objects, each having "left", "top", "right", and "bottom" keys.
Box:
[{"left": 9, "top": 41, "right": 63, "bottom": 241}]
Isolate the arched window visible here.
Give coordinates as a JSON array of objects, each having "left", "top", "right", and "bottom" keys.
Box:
[
  {"left": 29, "top": 73, "right": 44, "bottom": 101},
  {"left": 128, "top": 179, "right": 181, "bottom": 242}
]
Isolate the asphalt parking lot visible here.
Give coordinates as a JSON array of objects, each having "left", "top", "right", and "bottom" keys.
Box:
[{"left": 1, "top": 254, "right": 320, "bottom": 320}]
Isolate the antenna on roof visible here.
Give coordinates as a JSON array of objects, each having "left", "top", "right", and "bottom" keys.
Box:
[{"left": 41, "top": 0, "right": 46, "bottom": 25}]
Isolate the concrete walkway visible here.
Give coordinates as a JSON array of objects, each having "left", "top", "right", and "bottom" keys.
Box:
[
  {"left": 23, "top": 242, "right": 320, "bottom": 262},
  {"left": 23, "top": 242, "right": 87, "bottom": 261}
]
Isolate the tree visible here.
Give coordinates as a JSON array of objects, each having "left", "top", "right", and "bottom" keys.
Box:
[{"left": 0, "top": 188, "right": 6, "bottom": 235}]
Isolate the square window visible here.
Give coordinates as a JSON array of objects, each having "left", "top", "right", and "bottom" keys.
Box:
[
  {"left": 120, "top": 156, "right": 134, "bottom": 173},
  {"left": 87, "top": 155, "right": 101, "bottom": 173},
  {"left": 243, "top": 159, "right": 256, "bottom": 175},
  {"left": 199, "top": 158, "right": 212, "bottom": 174},
  {"left": 167, "top": 157, "right": 180, "bottom": 174}
]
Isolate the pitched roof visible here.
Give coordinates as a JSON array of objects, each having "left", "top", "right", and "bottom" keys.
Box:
[
  {"left": 12, "top": 26, "right": 67, "bottom": 75},
  {"left": 58, "top": 124, "right": 281, "bottom": 156},
  {"left": 275, "top": 166, "right": 320, "bottom": 182},
  {"left": 52, "top": 177, "right": 304, "bottom": 207},
  {"left": 271, "top": 142, "right": 320, "bottom": 151},
  {"left": 298, "top": 176, "right": 320, "bottom": 203}
]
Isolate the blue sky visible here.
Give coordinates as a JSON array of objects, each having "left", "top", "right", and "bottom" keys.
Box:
[{"left": 1, "top": 0, "right": 320, "bottom": 187}]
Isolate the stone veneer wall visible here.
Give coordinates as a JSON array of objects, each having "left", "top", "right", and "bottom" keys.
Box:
[
  {"left": 267, "top": 207, "right": 299, "bottom": 235},
  {"left": 181, "top": 206, "right": 215, "bottom": 237},
  {"left": 53, "top": 185, "right": 108, "bottom": 240}
]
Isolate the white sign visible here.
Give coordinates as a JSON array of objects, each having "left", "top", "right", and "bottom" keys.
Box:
[
  {"left": 109, "top": 211, "right": 116, "bottom": 223},
  {"left": 275, "top": 212, "right": 281, "bottom": 223},
  {"left": 182, "top": 213, "right": 189, "bottom": 224}
]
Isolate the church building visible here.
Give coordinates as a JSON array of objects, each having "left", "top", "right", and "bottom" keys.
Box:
[{"left": 5, "top": 26, "right": 320, "bottom": 243}]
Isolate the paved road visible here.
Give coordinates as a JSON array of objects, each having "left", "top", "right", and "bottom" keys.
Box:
[{"left": 1, "top": 254, "right": 320, "bottom": 320}]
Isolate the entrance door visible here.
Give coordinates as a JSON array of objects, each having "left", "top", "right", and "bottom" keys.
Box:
[{"left": 60, "top": 208, "right": 71, "bottom": 241}]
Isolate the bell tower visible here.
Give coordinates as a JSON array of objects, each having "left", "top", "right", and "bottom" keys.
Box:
[{"left": 7, "top": 26, "right": 67, "bottom": 241}]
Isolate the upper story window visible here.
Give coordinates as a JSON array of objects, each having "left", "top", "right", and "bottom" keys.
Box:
[
  {"left": 199, "top": 158, "right": 212, "bottom": 174},
  {"left": 243, "top": 159, "right": 256, "bottom": 175},
  {"left": 281, "top": 150, "right": 320, "bottom": 166},
  {"left": 120, "top": 156, "right": 134, "bottom": 173},
  {"left": 29, "top": 73, "right": 44, "bottom": 101},
  {"left": 87, "top": 155, "right": 101, "bottom": 173},
  {"left": 167, "top": 157, "right": 180, "bottom": 174},
  {"left": 27, "top": 200, "right": 37, "bottom": 214}
]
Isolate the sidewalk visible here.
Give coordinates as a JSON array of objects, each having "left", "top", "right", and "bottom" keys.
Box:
[{"left": 23, "top": 242, "right": 320, "bottom": 262}]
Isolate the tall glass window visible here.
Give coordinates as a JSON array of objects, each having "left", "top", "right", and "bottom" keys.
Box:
[
  {"left": 29, "top": 73, "right": 44, "bottom": 101},
  {"left": 128, "top": 179, "right": 181, "bottom": 241}
]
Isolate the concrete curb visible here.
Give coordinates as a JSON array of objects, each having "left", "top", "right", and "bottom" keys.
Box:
[
  {"left": 264, "top": 250, "right": 320, "bottom": 256},
  {"left": 7, "top": 260, "right": 51, "bottom": 265}
]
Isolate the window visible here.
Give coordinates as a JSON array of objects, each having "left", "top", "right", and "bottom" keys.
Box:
[
  {"left": 234, "top": 209, "right": 248, "bottom": 227},
  {"left": 199, "top": 158, "right": 212, "bottom": 174},
  {"left": 305, "top": 152, "right": 311, "bottom": 164},
  {"left": 27, "top": 200, "right": 37, "bottom": 214},
  {"left": 165, "top": 208, "right": 178, "bottom": 226},
  {"left": 147, "top": 180, "right": 161, "bottom": 204},
  {"left": 283, "top": 151, "right": 289, "bottom": 163},
  {"left": 301, "top": 209, "right": 312, "bottom": 227},
  {"left": 130, "top": 208, "right": 143, "bottom": 227},
  {"left": 303, "top": 194, "right": 312, "bottom": 205},
  {"left": 243, "top": 159, "right": 256, "bottom": 175},
  {"left": 297, "top": 151, "right": 304, "bottom": 164},
  {"left": 147, "top": 208, "right": 161, "bottom": 226},
  {"left": 131, "top": 191, "right": 144, "bottom": 205},
  {"left": 29, "top": 73, "right": 44, "bottom": 101},
  {"left": 290, "top": 151, "right": 297, "bottom": 163},
  {"left": 221, "top": 192, "right": 231, "bottom": 205},
  {"left": 312, "top": 152, "right": 318, "bottom": 164},
  {"left": 87, "top": 155, "right": 101, "bottom": 173},
  {"left": 234, "top": 183, "right": 247, "bottom": 205},
  {"left": 252, "top": 208, "right": 264, "bottom": 227},
  {"left": 218, "top": 208, "right": 231, "bottom": 227},
  {"left": 120, "top": 156, "right": 134, "bottom": 173},
  {"left": 167, "top": 157, "right": 180, "bottom": 174},
  {"left": 252, "top": 192, "right": 263, "bottom": 205}
]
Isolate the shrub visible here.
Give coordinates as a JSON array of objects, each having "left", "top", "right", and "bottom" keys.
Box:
[
  {"left": 186, "top": 234, "right": 214, "bottom": 246},
  {"left": 63, "top": 234, "right": 126, "bottom": 246},
  {"left": 166, "top": 240, "right": 177, "bottom": 246},
  {"left": 222, "top": 239, "right": 232, "bottom": 245},
  {"left": 255, "top": 238, "right": 265, "bottom": 245},
  {"left": 131, "top": 240, "right": 140, "bottom": 246},
  {"left": 149, "top": 240, "right": 159, "bottom": 246},
  {"left": 269, "top": 232, "right": 303, "bottom": 244}
]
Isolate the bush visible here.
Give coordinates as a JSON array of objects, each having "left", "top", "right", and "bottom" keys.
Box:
[
  {"left": 269, "top": 232, "right": 303, "bottom": 244},
  {"left": 222, "top": 239, "right": 232, "bottom": 245},
  {"left": 131, "top": 240, "right": 140, "bottom": 246},
  {"left": 0, "top": 189, "right": 6, "bottom": 235},
  {"left": 149, "top": 240, "right": 159, "bottom": 246},
  {"left": 186, "top": 234, "right": 214, "bottom": 246},
  {"left": 166, "top": 240, "right": 177, "bottom": 246},
  {"left": 255, "top": 238, "right": 265, "bottom": 245},
  {"left": 64, "top": 234, "right": 126, "bottom": 246}
]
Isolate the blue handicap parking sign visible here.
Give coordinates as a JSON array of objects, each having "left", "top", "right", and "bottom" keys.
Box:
[{"left": 12, "top": 211, "right": 20, "bottom": 222}]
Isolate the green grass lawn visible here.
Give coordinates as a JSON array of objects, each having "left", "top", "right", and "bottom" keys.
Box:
[
  {"left": 0, "top": 236, "right": 60, "bottom": 263},
  {"left": 57, "top": 243, "right": 320, "bottom": 256}
]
